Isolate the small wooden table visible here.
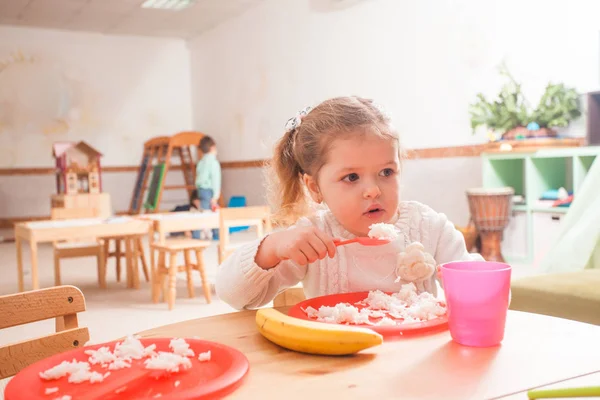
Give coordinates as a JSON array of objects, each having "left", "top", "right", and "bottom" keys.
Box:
[
  {"left": 141, "top": 211, "right": 219, "bottom": 244},
  {"left": 15, "top": 216, "right": 151, "bottom": 292},
  {"left": 136, "top": 309, "right": 600, "bottom": 400}
]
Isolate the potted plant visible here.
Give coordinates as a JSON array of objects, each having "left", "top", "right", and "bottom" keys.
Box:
[{"left": 469, "top": 66, "right": 582, "bottom": 141}]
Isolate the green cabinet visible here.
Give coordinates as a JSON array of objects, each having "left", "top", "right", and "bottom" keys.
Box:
[{"left": 481, "top": 146, "right": 600, "bottom": 264}]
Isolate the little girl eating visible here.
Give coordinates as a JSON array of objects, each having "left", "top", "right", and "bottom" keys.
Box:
[{"left": 216, "top": 96, "right": 483, "bottom": 310}]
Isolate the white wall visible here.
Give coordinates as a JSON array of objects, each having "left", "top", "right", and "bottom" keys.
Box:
[
  {"left": 189, "top": 0, "right": 600, "bottom": 163},
  {"left": 0, "top": 26, "right": 193, "bottom": 217},
  {"left": 188, "top": 0, "right": 600, "bottom": 222}
]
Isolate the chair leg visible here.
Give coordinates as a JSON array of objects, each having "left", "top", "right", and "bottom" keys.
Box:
[
  {"left": 195, "top": 249, "right": 211, "bottom": 304},
  {"left": 183, "top": 249, "right": 194, "bottom": 299},
  {"left": 97, "top": 242, "right": 107, "bottom": 289},
  {"left": 137, "top": 237, "right": 150, "bottom": 282},
  {"left": 159, "top": 251, "right": 167, "bottom": 303},
  {"left": 53, "top": 251, "right": 61, "bottom": 286},
  {"left": 130, "top": 238, "right": 141, "bottom": 290},
  {"left": 152, "top": 250, "right": 164, "bottom": 304},
  {"left": 115, "top": 239, "right": 122, "bottom": 282},
  {"left": 168, "top": 252, "right": 178, "bottom": 310}
]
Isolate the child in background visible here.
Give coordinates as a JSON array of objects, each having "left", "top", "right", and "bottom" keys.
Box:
[
  {"left": 170, "top": 190, "right": 201, "bottom": 238},
  {"left": 196, "top": 135, "right": 221, "bottom": 239},
  {"left": 216, "top": 96, "right": 483, "bottom": 310}
]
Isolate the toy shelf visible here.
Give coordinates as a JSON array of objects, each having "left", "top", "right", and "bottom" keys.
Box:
[{"left": 481, "top": 146, "right": 600, "bottom": 264}]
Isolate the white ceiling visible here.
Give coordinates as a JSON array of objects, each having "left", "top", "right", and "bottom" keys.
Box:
[{"left": 0, "top": 0, "right": 264, "bottom": 40}]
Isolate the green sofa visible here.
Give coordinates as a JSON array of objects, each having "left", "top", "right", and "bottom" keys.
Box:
[{"left": 510, "top": 269, "right": 600, "bottom": 325}]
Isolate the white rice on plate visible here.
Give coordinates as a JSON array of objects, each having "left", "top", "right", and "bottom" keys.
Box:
[
  {"left": 39, "top": 336, "right": 209, "bottom": 396},
  {"left": 169, "top": 338, "right": 195, "bottom": 357},
  {"left": 198, "top": 351, "right": 211, "bottom": 362},
  {"left": 303, "top": 283, "right": 446, "bottom": 326}
]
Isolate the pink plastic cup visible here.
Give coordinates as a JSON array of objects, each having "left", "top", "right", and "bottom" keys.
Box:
[{"left": 440, "top": 261, "right": 511, "bottom": 347}]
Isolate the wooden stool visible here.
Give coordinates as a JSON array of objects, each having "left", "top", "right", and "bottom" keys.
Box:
[
  {"left": 151, "top": 239, "right": 212, "bottom": 310},
  {"left": 104, "top": 235, "right": 150, "bottom": 284}
]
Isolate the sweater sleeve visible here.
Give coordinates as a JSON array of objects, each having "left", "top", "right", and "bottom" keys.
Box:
[
  {"left": 215, "top": 231, "right": 308, "bottom": 310},
  {"left": 421, "top": 205, "right": 484, "bottom": 289}
]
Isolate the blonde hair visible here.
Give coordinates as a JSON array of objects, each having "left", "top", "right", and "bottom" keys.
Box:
[{"left": 268, "top": 96, "right": 401, "bottom": 226}]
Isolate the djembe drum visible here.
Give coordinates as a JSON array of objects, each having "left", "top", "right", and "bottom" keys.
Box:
[{"left": 466, "top": 187, "right": 514, "bottom": 262}]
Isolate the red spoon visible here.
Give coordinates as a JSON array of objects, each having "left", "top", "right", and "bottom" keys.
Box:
[{"left": 333, "top": 237, "right": 391, "bottom": 247}]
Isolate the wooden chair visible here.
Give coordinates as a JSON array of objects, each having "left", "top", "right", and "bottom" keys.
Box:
[
  {"left": 51, "top": 207, "right": 107, "bottom": 289},
  {"left": 103, "top": 236, "right": 150, "bottom": 284},
  {"left": 0, "top": 285, "right": 90, "bottom": 379},
  {"left": 218, "top": 206, "right": 273, "bottom": 264},
  {"left": 273, "top": 286, "right": 306, "bottom": 307},
  {"left": 151, "top": 238, "right": 212, "bottom": 310}
]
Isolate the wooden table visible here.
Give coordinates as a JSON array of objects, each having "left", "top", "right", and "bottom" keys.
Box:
[
  {"left": 136, "top": 309, "right": 600, "bottom": 400},
  {"left": 499, "top": 371, "right": 600, "bottom": 399},
  {"left": 141, "top": 211, "right": 219, "bottom": 244},
  {"left": 15, "top": 216, "right": 151, "bottom": 292}
]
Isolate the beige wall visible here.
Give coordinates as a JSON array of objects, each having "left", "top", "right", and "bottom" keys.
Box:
[
  {"left": 188, "top": 0, "right": 596, "bottom": 164},
  {"left": 0, "top": 26, "right": 193, "bottom": 217}
]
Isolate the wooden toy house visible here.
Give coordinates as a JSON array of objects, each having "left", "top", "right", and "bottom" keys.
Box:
[{"left": 53, "top": 141, "right": 103, "bottom": 195}]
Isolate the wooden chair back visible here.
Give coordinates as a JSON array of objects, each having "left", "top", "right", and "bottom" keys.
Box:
[
  {"left": 218, "top": 206, "right": 272, "bottom": 264},
  {"left": 0, "top": 285, "right": 90, "bottom": 379}
]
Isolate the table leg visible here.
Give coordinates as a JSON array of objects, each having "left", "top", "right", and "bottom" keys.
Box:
[
  {"left": 16, "top": 237, "right": 24, "bottom": 292},
  {"left": 125, "top": 238, "right": 133, "bottom": 288},
  {"left": 137, "top": 237, "right": 149, "bottom": 282},
  {"left": 115, "top": 239, "right": 122, "bottom": 282},
  {"left": 30, "top": 240, "right": 39, "bottom": 290},
  {"left": 168, "top": 252, "right": 178, "bottom": 310},
  {"left": 149, "top": 228, "right": 155, "bottom": 281},
  {"left": 131, "top": 238, "right": 140, "bottom": 289}
]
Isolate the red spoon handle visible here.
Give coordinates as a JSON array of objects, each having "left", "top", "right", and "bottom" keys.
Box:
[{"left": 333, "top": 238, "right": 357, "bottom": 246}]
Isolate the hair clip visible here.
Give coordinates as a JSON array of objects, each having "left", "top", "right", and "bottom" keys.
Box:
[{"left": 285, "top": 106, "right": 312, "bottom": 133}]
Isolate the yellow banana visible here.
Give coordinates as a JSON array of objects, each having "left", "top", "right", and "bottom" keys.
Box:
[{"left": 255, "top": 308, "right": 383, "bottom": 356}]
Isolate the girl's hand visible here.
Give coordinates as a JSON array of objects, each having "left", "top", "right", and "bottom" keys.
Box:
[
  {"left": 255, "top": 227, "right": 336, "bottom": 269},
  {"left": 275, "top": 227, "right": 337, "bottom": 265}
]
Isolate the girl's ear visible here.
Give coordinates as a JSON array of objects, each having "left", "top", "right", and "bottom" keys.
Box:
[{"left": 303, "top": 174, "right": 322, "bottom": 203}]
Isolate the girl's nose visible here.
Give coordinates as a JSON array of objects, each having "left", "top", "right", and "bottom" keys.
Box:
[{"left": 363, "top": 184, "right": 381, "bottom": 199}]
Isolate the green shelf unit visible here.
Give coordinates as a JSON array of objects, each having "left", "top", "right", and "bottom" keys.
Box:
[
  {"left": 483, "top": 158, "right": 525, "bottom": 196},
  {"left": 481, "top": 146, "right": 600, "bottom": 264},
  {"left": 574, "top": 155, "right": 596, "bottom": 192},
  {"left": 528, "top": 157, "right": 573, "bottom": 207}
]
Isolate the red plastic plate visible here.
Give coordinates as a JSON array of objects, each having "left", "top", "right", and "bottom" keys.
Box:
[
  {"left": 4, "top": 338, "right": 249, "bottom": 400},
  {"left": 288, "top": 291, "right": 448, "bottom": 338}
]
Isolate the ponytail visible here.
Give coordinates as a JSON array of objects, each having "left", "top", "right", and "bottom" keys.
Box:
[{"left": 268, "top": 128, "right": 307, "bottom": 225}]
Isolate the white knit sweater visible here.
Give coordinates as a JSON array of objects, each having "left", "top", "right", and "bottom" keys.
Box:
[{"left": 216, "top": 201, "right": 483, "bottom": 310}]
